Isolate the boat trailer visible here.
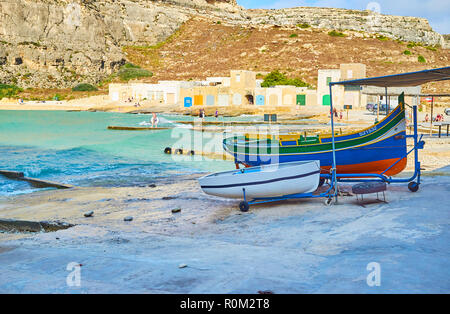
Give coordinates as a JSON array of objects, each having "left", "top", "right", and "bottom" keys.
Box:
[{"left": 234, "top": 67, "right": 450, "bottom": 211}]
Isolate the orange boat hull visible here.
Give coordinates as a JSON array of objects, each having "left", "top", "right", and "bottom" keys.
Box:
[{"left": 321, "top": 157, "right": 407, "bottom": 177}]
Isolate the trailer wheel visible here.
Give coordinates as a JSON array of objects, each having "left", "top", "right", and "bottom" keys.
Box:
[
  {"left": 164, "top": 147, "right": 172, "bottom": 154},
  {"left": 318, "top": 178, "right": 326, "bottom": 187},
  {"left": 408, "top": 182, "right": 419, "bottom": 192},
  {"left": 175, "top": 148, "right": 183, "bottom": 155},
  {"left": 325, "top": 197, "right": 334, "bottom": 206},
  {"left": 239, "top": 201, "right": 250, "bottom": 212}
]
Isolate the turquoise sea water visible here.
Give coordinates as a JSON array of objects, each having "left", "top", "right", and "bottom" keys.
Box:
[{"left": 0, "top": 110, "right": 236, "bottom": 196}]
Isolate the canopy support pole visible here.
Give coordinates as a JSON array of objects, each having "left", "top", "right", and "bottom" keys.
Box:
[
  {"left": 413, "top": 103, "right": 421, "bottom": 185},
  {"left": 430, "top": 96, "right": 434, "bottom": 136},
  {"left": 385, "top": 87, "right": 389, "bottom": 115},
  {"left": 329, "top": 84, "right": 338, "bottom": 201}
]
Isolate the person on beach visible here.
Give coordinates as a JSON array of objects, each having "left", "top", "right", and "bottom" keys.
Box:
[
  {"left": 199, "top": 109, "right": 205, "bottom": 120},
  {"left": 151, "top": 112, "right": 159, "bottom": 128},
  {"left": 424, "top": 114, "right": 429, "bottom": 123},
  {"left": 215, "top": 109, "right": 219, "bottom": 119},
  {"left": 339, "top": 110, "right": 343, "bottom": 120}
]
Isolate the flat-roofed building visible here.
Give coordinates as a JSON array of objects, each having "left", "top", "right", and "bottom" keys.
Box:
[{"left": 109, "top": 63, "right": 368, "bottom": 110}]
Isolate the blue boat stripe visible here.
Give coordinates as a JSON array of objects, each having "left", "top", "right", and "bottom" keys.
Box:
[{"left": 201, "top": 170, "right": 320, "bottom": 189}]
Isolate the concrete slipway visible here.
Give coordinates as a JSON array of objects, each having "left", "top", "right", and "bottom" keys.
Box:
[{"left": 0, "top": 168, "right": 449, "bottom": 293}]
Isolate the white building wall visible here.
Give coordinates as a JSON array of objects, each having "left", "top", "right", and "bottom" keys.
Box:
[
  {"left": 232, "top": 93, "right": 242, "bottom": 105},
  {"left": 317, "top": 69, "right": 341, "bottom": 105},
  {"left": 218, "top": 94, "right": 229, "bottom": 106},
  {"left": 266, "top": 88, "right": 283, "bottom": 106}
]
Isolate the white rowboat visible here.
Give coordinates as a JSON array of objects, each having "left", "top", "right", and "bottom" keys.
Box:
[{"left": 198, "top": 160, "right": 321, "bottom": 199}]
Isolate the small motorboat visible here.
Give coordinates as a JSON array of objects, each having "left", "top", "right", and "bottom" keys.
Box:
[{"left": 198, "top": 160, "right": 321, "bottom": 200}]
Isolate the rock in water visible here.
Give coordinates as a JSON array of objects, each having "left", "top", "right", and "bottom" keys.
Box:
[
  {"left": 178, "top": 264, "right": 188, "bottom": 268},
  {"left": 172, "top": 208, "right": 182, "bottom": 213},
  {"left": 84, "top": 211, "right": 94, "bottom": 218},
  {"left": 124, "top": 216, "right": 133, "bottom": 222}
]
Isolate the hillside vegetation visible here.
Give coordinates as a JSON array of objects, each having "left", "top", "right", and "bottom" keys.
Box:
[{"left": 123, "top": 18, "right": 450, "bottom": 94}]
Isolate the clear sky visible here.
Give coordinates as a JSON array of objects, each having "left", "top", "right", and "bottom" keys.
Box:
[{"left": 236, "top": 0, "right": 449, "bottom": 34}]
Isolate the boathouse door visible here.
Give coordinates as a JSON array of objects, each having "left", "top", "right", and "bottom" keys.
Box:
[
  {"left": 322, "top": 95, "right": 331, "bottom": 106},
  {"left": 206, "top": 95, "right": 215, "bottom": 106},
  {"left": 194, "top": 95, "right": 204, "bottom": 106},
  {"left": 296, "top": 94, "right": 306, "bottom": 106},
  {"left": 184, "top": 97, "right": 192, "bottom": 107},
  {"left": 256, "top": 95, "right": 265, "bottom": 105}
]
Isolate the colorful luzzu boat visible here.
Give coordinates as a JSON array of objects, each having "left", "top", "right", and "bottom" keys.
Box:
[
  {"left": 223, "top": 102, "right": 407, "bottom": 176},
  {"left": 211, "top": 67, "right": 449, "bottom": 210}
]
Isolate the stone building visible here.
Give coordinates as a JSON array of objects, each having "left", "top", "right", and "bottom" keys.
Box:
[
  {"left": 108, "top": 63, "right": 371, "bottom": 110},
  {"left": 317, "top": 63, "right": 367, "bottom": 109}
]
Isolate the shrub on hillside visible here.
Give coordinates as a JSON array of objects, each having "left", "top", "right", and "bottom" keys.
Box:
[
  {"left": 376, "top": 35, "right": 389, "bottom": 41},
  {"left": 261, "top": 70, "right": 310, "bottom": 88},
  {"left": 328, "top": 30, "right": 346, "bottom": 37},
  {"left": 0, "top": 84, "right": 22, "bottom": 99},
  {"left": 407, "top": 42, "right": 421, "bottom": 49},
  {"left": 418, "top": 55, "right": 426, "bottom": 63},
  {"left": 403, "top": 50, "right": 412, "bottom": 55},
  {"left": 118, "top": 64, "right": 153, "bottom": 81},
  {"left": 72, "top": 83, "right": 98, "bottom": 92},
  {"left": 122, "top": 63, "right": 140, "bottom": 69},
  {"left": 297, "top": 23, "right": 310, "bottom": 29}
]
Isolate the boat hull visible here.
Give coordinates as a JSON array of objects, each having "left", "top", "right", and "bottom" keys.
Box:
[
  {"left": 198, "top": 160, "right": 320, "bottom": 199},
  {"left": 223, "top": 104, "right": 407, "bottom": 176}
]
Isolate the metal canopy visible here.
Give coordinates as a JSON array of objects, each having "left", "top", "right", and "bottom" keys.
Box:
[{"left": 331, "top": 66, "right": 450, "bottom": 87}]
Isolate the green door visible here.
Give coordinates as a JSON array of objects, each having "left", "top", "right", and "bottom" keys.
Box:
[
  {"left": 322, "top": 95, "right": 331, "bottom": 106},
  {"left": 296, "top": 94, "right": 306, "bottom": 106}
]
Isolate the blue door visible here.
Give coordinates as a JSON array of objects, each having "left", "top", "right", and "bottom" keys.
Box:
[
  {"left": 256, "top": 95, "right": 265, "bottom": 106},
  {"left": 184, "top": 97, "right": 192, "bottom": 107}
]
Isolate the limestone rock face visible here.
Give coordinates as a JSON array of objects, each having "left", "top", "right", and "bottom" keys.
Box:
[
  {"left": 0, "top": 0, "right": 195, "bottom": 88},
  {"left": 249, "top": 7, "right": 445, "bottom": 47},
  {"left": 0, "top": 0, "right": 445, "bottom": 89}
]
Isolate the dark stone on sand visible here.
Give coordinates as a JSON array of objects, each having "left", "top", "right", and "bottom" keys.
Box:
[
  {"left": 125, "top": 198, "right": 151, "bottom": 203},
  {"left": 124, "top": 216, "right": 133, "bottom": 222},
  {"left": 171, "top": 208, "right": 181, "bottom": 213},
  {"left": 84, "top": 211, "right": 94, "bottom": 218},
  {"left": 0, "top": 219, "right": 73, "bottom": 233},
  {"left": 98, "top": 198, "right": 113, "bottom": 202}
]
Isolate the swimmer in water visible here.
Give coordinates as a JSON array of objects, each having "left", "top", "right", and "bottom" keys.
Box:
[{"left": 151, "top": 112, "right": 159, "bottom": 128}]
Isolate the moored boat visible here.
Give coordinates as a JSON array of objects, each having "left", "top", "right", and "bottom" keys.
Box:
[
  {"left": 223, "top": 103, "right": 407, "bottom": 176},
  {"left": 198, "top": 160, "right": 320, "bottom": 199}
]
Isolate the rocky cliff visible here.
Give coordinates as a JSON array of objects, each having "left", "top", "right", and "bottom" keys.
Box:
[
  {"left": 249, "top": 7, "right": 446, "bottom": 48},
  {"left": 0, "top": 0, "right": 446, "bottom": 89}
]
